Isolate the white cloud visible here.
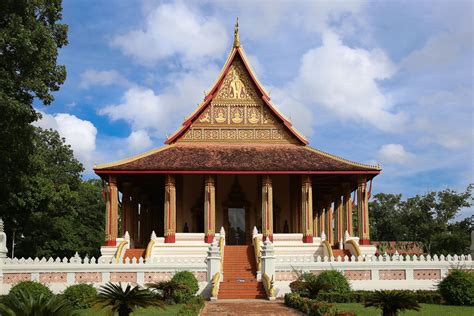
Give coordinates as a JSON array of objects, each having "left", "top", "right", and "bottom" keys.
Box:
[
  {"left": 276, "top": 31, "right": 405, "bottom": 133},
  {"left": 126, "top": 130, "right": 153, "bottom": 153},
  {"left": 111, "top": 1, "right": 228, "bottom": 66},
  {"left": 99, "top": 63, "right": 220, "bottom": 137},
  {"left": 79, "top": 69, "right": 132, "bottom": 88},
  {"left": 34, "top": 112, "right": 98, "bottom": 169},
  {"left": 378, "top": 144, "right": 414, "bottom": 165}
]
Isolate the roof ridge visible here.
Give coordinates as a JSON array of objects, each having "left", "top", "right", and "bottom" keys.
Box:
[{"left": 305, "top": 146, "right": 381, "bottom": 171}]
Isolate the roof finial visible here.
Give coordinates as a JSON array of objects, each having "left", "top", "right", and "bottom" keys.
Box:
[{"left": 233, "top": 17, "right": 240, "bottom": 48}]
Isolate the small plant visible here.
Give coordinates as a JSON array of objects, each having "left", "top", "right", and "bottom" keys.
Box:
[
  {"left": 364, "top": 290, "right": 420, "bottom": 316},
  {"left": 8, "top": 281, "right": 53, "bottom": 300},
  {"left": 316, "top": 270, "right": 351, "bottom": 294},
  {"left": 289, "top": 270, "right": 332, "bottom": 298},
  {"left": 63, "top": 283, "right": 97, "bottom": 309},
  {"left": 147, "top": 280, "right": 188, "bottom": 302},
  {"left": 170, "top": 271, "right": 199, "bottom": 303},
  {"left": 92, "top": 282, "right": 163, "bottom": 316},
  {"left": 0, "top": 288, "right": 73, "bottom": 316},
  {"left": 177, "top": 295, "right": 205, "bottom": 315},
  {"left": 438, "top": 269, "right": 474, "bottom": 306},
  {"left": 310, "top": 300, "right": 334, "bottom": 316}
]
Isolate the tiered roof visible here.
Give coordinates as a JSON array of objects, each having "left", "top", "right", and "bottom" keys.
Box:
[{"left": 94, "top": 21, "right": 380, "bottom": 175}]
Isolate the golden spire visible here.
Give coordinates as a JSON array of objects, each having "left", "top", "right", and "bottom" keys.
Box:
[{"left": 233, "top": 17, "right": 240, "bottom": 48}]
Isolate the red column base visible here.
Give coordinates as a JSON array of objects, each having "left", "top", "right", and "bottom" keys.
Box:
[
  {"left": 104, "top": 240, "right": 116, "bottom": 246},
  {"left": 359, "top": 238, "right": 370, "bottom": 245},
  {"left": 164, "top": 235, "right": 176, "bottom": 243},
  {"left": 204, "top": 234, "right": 214, "bottom": 243},
  {"left": 302, "top": 235, "right": 313, "bottom": 243},
  {"left": 263, "top": 235, "right": 273, "bottom": 242}
]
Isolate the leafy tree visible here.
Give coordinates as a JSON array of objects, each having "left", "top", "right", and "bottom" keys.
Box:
[
  {"left": 364, "top": 290, "right": 420, "bottom": 316},
  {"left": 369, "top": 185, "right": 473, "bottom": 254},
  {"left": 12, "top": 128, "right": 104, "bottom": 258},
  {"left": 0, "top": 0, "right": 68, "bottom": 254},
  {"left": 92, "top": 282, "right": 163, "bottom": 316}
]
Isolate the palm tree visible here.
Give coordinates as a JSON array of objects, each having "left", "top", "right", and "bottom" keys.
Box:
[
  {"left": 92, "top": 282, "right": 163, "bottom": 316},
  {"left": 0, "top": 289, "right": 74, "bottom": 316},
  {"left": 147, "top": 280, "right": 188, "bottom": 302},
  {"left": 364, "top": 290, "right": 420, "bottom": 316}
]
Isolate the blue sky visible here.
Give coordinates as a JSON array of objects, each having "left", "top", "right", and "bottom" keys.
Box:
[{"left": 34, "top": 0, "right": 473, "bottom": 218}]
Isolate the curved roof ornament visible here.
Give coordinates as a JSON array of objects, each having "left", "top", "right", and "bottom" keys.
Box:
[{"left": 233, "top": 17, "right": 240, "bottom": 48}]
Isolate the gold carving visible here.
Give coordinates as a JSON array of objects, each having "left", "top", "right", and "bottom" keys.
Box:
[
  {"left": 199, "top": 111, "right": 210, "bottom": 123},
  {"left": 248, "top": 107, "right": 260, "bottom": 124},
  {"left": 231, "top": 107, "right": 244, "bottom": 123},
  {"left": 214, "top": 108, "right": 227, "bottom": 123},
  {"left": 215, "top": 59, "right": 259, "bottom": 102}
]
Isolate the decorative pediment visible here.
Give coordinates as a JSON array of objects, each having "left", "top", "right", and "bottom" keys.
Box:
[{"left": 165, "top": 24, "right": 308, "bottom": 145}]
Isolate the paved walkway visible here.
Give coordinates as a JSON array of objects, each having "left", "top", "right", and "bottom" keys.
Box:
[{"left": 200, "top": 299, "right": 302, "bottom": 316}]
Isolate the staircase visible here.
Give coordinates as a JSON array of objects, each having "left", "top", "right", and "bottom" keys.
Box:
[
  {"left": 218, "top": 245, "right": 266, "bottom": 299},
  {"left": 123, "top": 248, "right": 145, "bottom": 262},
  {"left": 332, "top": 248, "right": 351, "bottom": 260}
]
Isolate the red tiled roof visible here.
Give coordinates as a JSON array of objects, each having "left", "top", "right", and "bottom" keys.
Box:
[{"left": 94, "top": 144, "right": 380, "bottom": 173}]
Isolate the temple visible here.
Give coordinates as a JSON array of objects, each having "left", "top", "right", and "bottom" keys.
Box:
[{"left": 94, "top": 20, "right": 380, "bottom": 267}]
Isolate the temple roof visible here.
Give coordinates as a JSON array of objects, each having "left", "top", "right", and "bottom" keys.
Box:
[
  {"left": 94, "top": 20, "right": 381, "bottom": 176},
  {"left": 94, "top": 143, "right": 380, "bottom": 174}
]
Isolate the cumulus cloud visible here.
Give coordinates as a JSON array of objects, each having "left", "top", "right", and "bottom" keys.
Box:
[
  {"left": 378, "top": 144, "right": 415, "bottom": 165},
  {"left": 34, "top": 112, "right": 98, "bottom": 169},
  {"left": 99, "top": 64, "right": 220, "bottom": 137},
  {"left": 274, "top": 31, "right": 405, "bottom": 134},
  {"left": 126, "top": 130, "right": 153, "bottom": 153},
  {"left": 111, "top": 1, "right": 228, "bottom": 66},
  {"left": 79, "top": 69, "right": 132, "bottom": 88}
]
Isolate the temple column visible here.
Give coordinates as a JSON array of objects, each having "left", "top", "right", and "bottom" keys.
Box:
[
  {"left": 105, "top": 176, "right": 118, "bottom": 246},
  {"left": 262, "top": 175, "right": 273, "bottom": 241},
  {"left": 342, "top": 185, "right": 353, "bottom": 236},
  {"left": 121, "top": 182, "right": 131, "bottom": 237},
  {"left": 204, "top": 175, "right": 216, "bottom": 243},
  {"left": 140, "top": 194, "right": 150, "bottom": 244},
  {"left": 301, "top": 175, "right": 313, "bottom": 243},
  {"left": 334, "top": 197, "right": 343, "bottom": 247},
  {"left": 313, "top": 205, "right": 322, "bottom": 238},
  {"left": 164, "top": 175, "right": 176, "bottom": 243},
  {"left": 318, "top": 208, "right": 325, "bottom": 237},
  {"left": 325, "top": 201, "right": 333, "bottom": 245},
  {"left": 357, "top": 176, "right": 370, "bottom": 245},
  {"left": 130, "top": 189, "right": 139, "bottom": 245}
]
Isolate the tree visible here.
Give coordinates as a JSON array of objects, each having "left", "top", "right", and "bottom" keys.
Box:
[
  {"left": 92, "top": 282, "right": 163, "bottom": 316},
  {"left": 12, "top": 128, "right": 104, "bottom": 258},
  {"left": 0, "top": 0, "right": 68, "bottom": 252},
  {"left": 369, "top": 186, "right": 473, "bottom": 254}
]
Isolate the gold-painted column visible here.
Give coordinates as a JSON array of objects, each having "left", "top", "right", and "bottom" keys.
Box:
[
  {"left": 301, "top": 175, "right": 313, "bottom": 243},
  {"left": 313, "top": 205, "right": 322, "bottom": 238},
  {"left": 318, "top": 208, "right": 325, "bottom": 237},
  {"left": 105, "top": 176, "right": 118, "bottom": 246},
  {"left": 343, "top": 186, "right": 353, "bottom": 236},
  {"left": 121, "top": 183, "right": 131, "bottom": 237},
  {"left": 357, "top": 176, "right": 370, "bottom": 245},
  {"left": 262, "top": 175, "right": 273, "bottom": 241},
  {"left": 325, "top": 201, "right": 333, "bottom": 245},
  {"left": 164, "top": 175, "right": 176, "bottom": 243},
  {"left": 130, "top": 189, "right": 139, "bottom": 244},
  {"left": 334, "top": 197, "right": 343, "bottom": 246},
  {"left": 204, "top": 175, "right": 216, "bottom": 243}
]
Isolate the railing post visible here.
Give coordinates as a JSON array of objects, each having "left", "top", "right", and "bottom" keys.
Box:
[
  {"left": 207, "top": 241, "right": 221, "bottom": 282},
  {"left": 261, "top": 240, "right": 275, "bottom": 281}
]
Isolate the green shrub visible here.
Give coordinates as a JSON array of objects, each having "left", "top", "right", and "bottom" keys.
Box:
[
  {"left": 413, "top": 290, "right": 443, "bottom": 304},
  {"left": 177, "top": 295, "right": 205, "bottom": 315},
  {"left": 9, "top": 281, "right": 53, "bottom": 300},
  {"left": 310, "top": 300, "right": 334, "bottom": 316},
  {"left": 314, "top": 290, "right": 442, "bottom": 304},
  {"left": 63, "top": 284, "right": 97, "bottom": 309},
  {"left": 316, "top": 270, "right": 351, "bottom": 293},
  {"left": 438, "top": 269, "right": 474, "bottom": 306},
  {"left": 285, "top": 293, "right": 337, "bottom": 315},
  {"left": 171, "top": 271, "right": 199, "bottom": 303}
]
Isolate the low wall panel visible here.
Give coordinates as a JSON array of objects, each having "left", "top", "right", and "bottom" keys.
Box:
[
  {"left": 75, "top": 272, "right": 102, "bottom": 283},
  {"left": 39, "top": 272, "right": 67, "bottom": 283},
  {"left": 379, "top": 270, "right": 406, "bottom": 280},
  {"left": 3, "top": 273, "right": 31, "bottom": 284},
  {"left": 110, "top": 272, "right": 137, "bottom": 283},
  {"left": 414, "top": 269, "right": 441, "bottom": 280}
]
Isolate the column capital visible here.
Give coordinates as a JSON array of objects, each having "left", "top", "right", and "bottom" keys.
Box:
[
  {"left": 109, "top": 175, "right": 117, "bottom": 185},
  {"left": 262, "top": 174, "right": 272, "bottom": 185},
  {"left": 358, "top": 175, "right": 367, "bottom": 185},
  {"left": 204, "top": 174, "right": 215, "bottom": 185},
  {"left": 301, "top": 174, "right": 311, "bottom": 185},
  {"left": 165, "top": 174, "right": 176, "bottom": 186}
]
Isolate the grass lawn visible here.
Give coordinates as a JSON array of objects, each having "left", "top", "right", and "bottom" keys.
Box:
[
  {"left": 334, "top": 303, "right": 474, "bottom": 316},
  {"left": 77, "top": 304, "right": 184, "bottom": 315}
]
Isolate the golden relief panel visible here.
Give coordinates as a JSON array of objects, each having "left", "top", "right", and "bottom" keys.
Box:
[
  {"left": 215, "top": 59, "right": 260, "bottom": 102},
  {"left": 179, "top": 127, "right": 296, "bottom": 143}
]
